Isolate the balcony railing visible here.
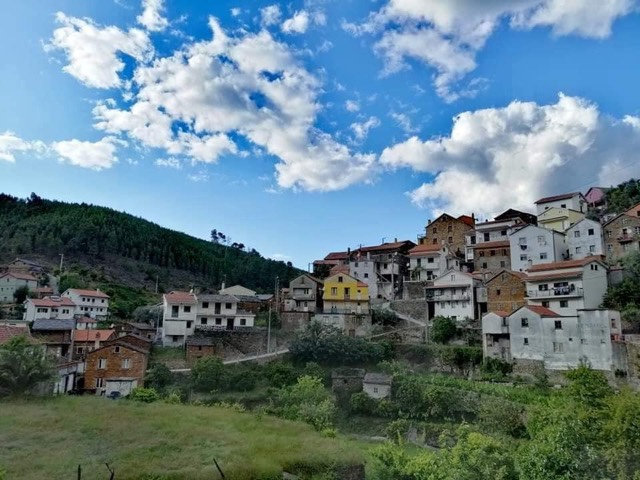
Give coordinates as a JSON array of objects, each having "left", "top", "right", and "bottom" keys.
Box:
[
  {"left": 291, "top": 293, "right": 315, "bottom": 300},
  {"left": 426, "top": 293, "right": 470, "bottom": 301},
  {"left": 618, "top": 234, "right": 634, "bottom": 243},
  {"left": 195, "top": 325, "right": 254, "bottom": 332},
  {"left": 526, "top": 287, "right": 583, "bottom": 298}
]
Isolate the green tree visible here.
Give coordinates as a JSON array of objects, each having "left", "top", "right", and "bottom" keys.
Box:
[
  {"left": 0, "top": 336, "right": 54, "bottom": 397},
  {"left": 431, "top": 316, "right": 457, "bottom": 344},
  {"left": 565, "top": 364, "right": 613, "bottom": 408},
  {"left": 12, "top": 285, "right": 30, "bottom": 305},
  {"left": 145, "top": 363, "right": 172, "bottom": 393},
  {"left": 190, "top": 357, "right": 227, "bottom": 392},
  {"left": 603, "top": 388, "right": 640, "bottom": 479}
]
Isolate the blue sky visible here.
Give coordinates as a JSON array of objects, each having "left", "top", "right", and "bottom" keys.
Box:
[{"left": 1, "top": 0, "right": 640, "bottom": 268}]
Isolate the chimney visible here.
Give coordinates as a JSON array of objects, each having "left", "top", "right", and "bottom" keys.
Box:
[
  {"left": 394, "top": 237, "right": 397, "bottom": 243},
  {"left": 94, "top": 331, "right": 101, "bottom": 350},
  {"left": 428, "top": 219, "right": 431, "bottom": 224},
  {"left": 471, "top": 213, "right": 475, "bottom": 221}
]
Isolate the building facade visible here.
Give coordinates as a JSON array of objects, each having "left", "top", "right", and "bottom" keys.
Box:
[
  {"left": 473, "top": 240, "right": 511, "bottom": 273},
  {"left": 24, "top": 296, "right": 76, "bottom": 322},
  {"left": 509, "top": 225, "right": 567, "bottom": 272},
  {"left": 284, "top": 274, "right": 323, "bottom": 313},
  {"left": 565, "top": 218, "right": 604, "bottom": 259},
  {"left": 603, "top": 213, "right": 640, "bottom": 263},
  {"left": 537, "top": 207, "right": 585, "bottom": 233},
  {"left": 0, "top": 272, "right": 38, "bottom": 303},
  {"left": 486, "top": 270, "right": 527, "bottom": 314},
  {"left": 407, "top": 244, "right": 457, "bottom": 282},
  {"left": 195, "top": 294, "right": 256, "bottom": 331},
  {"left": 425, "top": 270, "right": 479, "bottom": 321},
  {"left": 419, "top": 213, "right": 475, "bottom": 260},
  {"left": 482, "top": 311, "right": 512, "bottom": 362},
  {"left": 85, "top": 342, "right": 148, "bottom": 396},
  {"left": 534, "top": 192, "right": 587, "bottom": 216},
  {"left": 61, "top": 289, "right": 110, "bottom": 319},
  {"left": 161, "top": 291, "right": 198, "bottom": 346}
]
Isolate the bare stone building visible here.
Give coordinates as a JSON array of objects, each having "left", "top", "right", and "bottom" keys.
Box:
[
  {"left": 486, "top": 269, "right": 527, "bottom": 314},
  {"left": 419, "top": 213, "right": 475, "bottom": 260},
  {"left": 603, "top": 213, "right": 640, "bottom": 263}
]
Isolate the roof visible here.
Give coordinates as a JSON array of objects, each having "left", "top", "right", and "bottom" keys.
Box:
[
  {"left": 65, "top": 289, "right": 110, "bottom": 299},
  {"left": 494, "top": 208, "right": 537, "bottom": 222},
  {"left": 73, "top": 329, "right": 115, "bottom": 342},
  {"left": 76, "top": 316, "right": 97, "bottom": 323},
  {"left": 527, "top": 256, "right": 606, "bottom": 272},
  {"left": 0, "top": 272, "right": 38, "bottom": 282},
  {"left": 236, "top": 310, "right": 256, "bottom": 316},
  {"left": 256, "top": 294, "right": 274, "bottom": 301},
  {"left": 0, "top": 325, "right": 32, "bottom": 345},
  {"left": 364, "top": 372, "right": 392, "bottom": 385},
  {"left": 10, "top": 258, "right": 45, "bottom": 268},
  {"left": 489, "top": 310, "right": 511, "bottom": 318},
  {"left": 107, "top": 334, "right": 153, "bottom": 349},
  {"left": 353, "top": 240, "right": 416, "bottom": 254},
  {"left": 526, "top": 271, "right": 583, "bottom": 281},
  {"left": 128, "top": 322, "right": 155, "bottom": 331},
  {"left": 457, "top": 215, "right": 475, "bottom": 227},
  {"left": 520, "top": 305, "right": 560, "bottom": 317},
  {"left": 408, "top": 244, "right": 443, "bottom": 255},
  {"left": 32, "top": 318, "right": 75, "bottom": 331},
  {"left": 486, "top": 269, "right": 527, "bottom": 284},
  {"left": 472, "top": 240, "right": 510, "bottom": 249},
  {"left": 163, "top": 291, "right": 197, "bottom": 305},
  {"left": 186, "top": 336, "right": 216, "bottom": 346},
  {"left": 330, "top": 264, "right": 350, "bottom": 275},
  {"left": 28, "top": 296, "right": 76, "bottom": 308},
  {"left": 87, "top": 341, "right": 149, "bottom": 355},
  {"left": 198, "top": 294, "right": 238, "bottom": 303},
  {"left": 324, "top": 251, "right": 349, "bottom": 261},
  {"left": 534, "top": 192, "right": 583, "bottom": 204}
]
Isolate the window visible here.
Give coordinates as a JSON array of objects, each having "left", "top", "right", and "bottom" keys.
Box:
[
  {"left": 37, "top": 308, "right": 47, "bottom": 313},
  {"left": 450, "top": 274, "right": 455, "bottom": 281},
  {"left": 479, "top": 251, "right": 485, "bottom": 257},
  {"left": 448, "top": 236, "right": 453, "bottom": 243},
  {"left": 500, "top": 261, "right": 506, "bottom": 268},
  {"left": 542, "top": 301, "right": 550, "bottom": 308},
  {"left": 560, "top": 203, "right": 567, "bottom": 208},
  {"left": 225, "top": 303, "right": 232, "bottom": 309},
  {"left": 588, "top": 228, "right": 595, "bottom": 236},
  {"left": 76, "top": 347, "right": 85, "bottom": 354},
  {"left": 200, "top": 318, "right": 207, "bottom": 325},
  {"left": 555, "top": 320, "right": 562, "bottom": 330},
  {"left": 538, "top": 284, "right": 548, "bottom": 291},
  {"left": 484, "top": 233, "right": 490, "bottom": 241},
  {"left": 114, "top": 346, "right": 120, "bottom": 353},
  {"left": 427, "top": 257, "right": 434, "bottom": 263},
  {"left": 331, "top": 287, "right": 337, "bottom": 295},
  {"left": 433, "top": 227, "right": 437, "bottom": 234},
  {"left": 521, "top": 318, "right": 529, "bottom": 327},
  {"left": 172, "top": 335, "right": 180, "bottom": 342},
  {"left": 501, "top": 230, "right": 507, "bottom": 236},
  {"left": 98, "top": 358, "right": 107, "bottom": 369},
  {"left": 448, "top": 225, "right": 453, "bottom": 233},
  {"left": 496, "top": 289, "right": 501, "bottom": 296},
  {"left": 589, "top": 245, "right": 596, "bottom": 252},
  {"left": 215, "top": 318, "right": 222, "bottom": 325},
  {"left": 354, "top": 262, "right": 358, "bottom": 267},
  {"left": 364, "top": 273, "right": 369, "bottom": 278},
  {"left": 433, "top": 238, "right": 438, "bottom": 245},
  {"left": 636, "top": 226, "right": 640, "bottom": 234},
  {"left": 581, "top": 339, "right": 588, "bottom": 345},
  {"left": 240, "top": 318, "right": 246, "bottom": 326},
  {"left": 612, "top": 318, "right": 617, "bottom": 329},
  {"left": 607, "top": 245, "right": 613, "bottom": 252},
  {"left": 590, "top": 264, "right": 599, "bottom": 270},
  {"left": 373, "top": 387, "right": 378, "bottom": 393},
  {"left": 575, "top": 246, "right": 582, "bottom": 254},
  {"left": 96, "top": 378, "right": 104, "bottom": 388},
  {"left": 574, "top": 231, "right": 580, "bottom": 238},
  {"left": 520, "top": 254, "right": 528, "bottom": 261},
  {"left": 537, "top": 235, "right": 545, "bottom": 243},
  {"left": 606, "top": 230, "right": 612, "bottom": 238},
  {"left": 553, "top": 342, "right": 564, "bottom": 353},
  {"left": 560, "top": 300, "right": 568, "bottom": 308},
  {"left": 523, "top": 338, "right": 529, "bottom": 345},
  {"left": 338, "top": 276, "right": 343, "bottom": 283},
  {"left": 202, "top": 302, "right": 209, "bottom": 309},
  {"left": 183, "top": 306, "right": 191, "bottom": 313},
  {"left": 490, "top": 249, "right": 496, "bottom": 256},
  {"left": 482, "top": 262, "right": 488, "bottom": 269},
  {"left": 440, "top": 302, "right": 446, "bottom": 309},
  {"left": 540, "top": 252, "right": 548, "bottom": 260},
  {"left": 383, "top": 263, "right": 388, "bottom": 269},
  {"left": 624, "top": 243, "right": 630, "bottom": 251},
  {"left": 122, "top": 358, "right": 131, "bottom": 369}
]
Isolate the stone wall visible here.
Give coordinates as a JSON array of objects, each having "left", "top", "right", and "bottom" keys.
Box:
[
  {"left": 280, "top": 311, "right": 311, "bottom": 331},
  {"left": 402, "top": 281, "right": 426, "bottom": 300},
  {"left": 390, "top": 299, "right": 429, "bottom": 322},
  {"left": 486, "top": 271, "right": 526, "bottom": 314}
]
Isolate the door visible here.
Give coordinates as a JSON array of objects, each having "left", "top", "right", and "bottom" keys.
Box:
[{"left": 226, "top": 318, "right": 234, "bottom": 330}]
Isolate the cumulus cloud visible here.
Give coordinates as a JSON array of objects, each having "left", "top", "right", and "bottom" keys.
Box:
[
  {"left": 45, "top": 12, "right": 153, "bottom": 89},
  {"left": 261, "top": 5, "right": 281, "bottom": 26},
  {"left": 348, "top": 0, "right": 636, "bottom": 101},
  {"left": 351, "top": 117, "right": 381, "bottom": 141},
  {"left": 390, "top": 112, "right": 418, "bottom": 134},
  {"left": 137, "top": 0, "right": 169, "bottom": 32},
  {"left": 230, "top": 8, "right": 241, "bottom": 17},
  {"left": 381, "top": 94, "right": 640, "bottom": 216},
  {"left": 345, "top": 100, "right": 360, "bottom": 112},
  {"left": 154, "top": 157, "right": 182, "bottom": 169},
  {"left": 52, "top": 136, "right": 124, "bottom": 170},
  {"left": 0, "top": 132, "right": 46, "bottom": 162},
  {"left": 282, "top": 10, "right": 310, "bottom": 34},
  {"left": 92, "top": 17, "right": 376, "bottom": 190}
]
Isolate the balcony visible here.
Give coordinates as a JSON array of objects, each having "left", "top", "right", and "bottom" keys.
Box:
[
  {"left": 426, "top": 293, "right": 470, "bottom": 301},
  {"left": 195, "top": 324, "right": 254, "bottom": 332},
  {"left": 291, "top": 292, "right": 315, "bottom": 301},
  {"left": 526, "top": 287, "right": 583, "bottom": 298},
  {"left": 618, "top": 234, "right": 634, "bottom": 243}
]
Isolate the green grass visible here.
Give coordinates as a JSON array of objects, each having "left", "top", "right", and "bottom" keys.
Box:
[
  {"left": 0, "top": 396, "right": 364, "bottom": 480},
  {"left": 150, "top": 346, "right": 185, "bottom": 362}
]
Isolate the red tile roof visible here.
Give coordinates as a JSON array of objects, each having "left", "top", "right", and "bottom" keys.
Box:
[
  {"left": 409, "top": 244, "right": 443, "bottom": 255},
  {"left": 29, "top": 297, "right": 76, "bottom": 307},
  {"left": 330, "top": 264, "right": 350, "bottom": 275},
  {"left": 526, "top": 271, "right": 583, "bottom": 281},
  {"left": 0, "top": 272, "right": 38, "bottom": 282},
  {"left": 524, "top": 305, "right": 560, "bottom": 317},
  {"left": 324, "top": 251, "right": 349, "bottom": 261},
  {"left": 354, "top": 240, "right": 415, "bottom": 254},
  {"left": 73, "top": 329, "right": 115, "bottom": 342},
  {"left": 163, "top": 291, "right": 197, "bottom": 304},
  {"left": 67, "top": 289, "right": 110, "bottom": 299},
  {"left": 527, "top": 256, "right": 605, "bottom": 272},
  {"left": 76, "top": 316, "right": 97, "bottom": 323},
  {"left": 486, "top": 269, "right": 527, "bottom": 284},
  {"left": 457, "top": 215, "right": 475, "bottom": 227},
  {"left": 357, "top": 281, "right": 368, "bottom": 288},
  {"left": 0, "top": 325, "right": 32, "bottom": 345},
  {"left": 472, "top": 240, "right": 510, "bottom": 249},
  {"left": 534, "top": 192, "right": 583, "bottom": 204},
  {"left": 491, "top": 311, "right": 511, "bottom": 317}
]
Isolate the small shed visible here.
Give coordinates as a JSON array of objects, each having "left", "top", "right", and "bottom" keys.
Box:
[
  {"left": 186, "top": 336, "right": 217, "bottom": 366},
  {"left": 105, "top": 378, "right": 138, "bottom": 397},
  {"left": 331, "top": 368, "right": 365, "bottom": 393},
  {"left": 363, "top": 373, "right": 392, "bottom": 399}
]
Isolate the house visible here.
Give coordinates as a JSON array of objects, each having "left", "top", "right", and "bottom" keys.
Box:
[
  {"left": 363, "top": 372, "right": 392, "bottom": 399},
  {"left": 34, "top": 287, "right": 54, "bottom": 299},
  {"left": 316, "top": 273, "right": 371, "bottom": 336},
  {"left": 565, "top": 218, "right": 604, "bottom": 259},
  {"left": 509, "top": 224, "right": 567, "bottom": 272},
  {"left": 52, "top": 361, "right": 79, "bottom": 395},
  {"left": 0, "top": 324, "right": 31, "bottom": 345},
  {"left": 126, "top": 322, "right": 157, "bottom": 341},
  {"left": 105, "top": 333, "right": 153, "bottom": 353},
  {"left": 585, "top": 187, "right": 609, "bottom": 208},
  {"left": 61, "top": 289, "right": 110, "bottom": 320},
  {"left": 419, "top": 213, "right": 475, "bottom": 260},
  {"left": 75, "top": 316, "right": 97, "bottom": 330},
  {"left": 349, "top": 240, "right": 416, "bottom": 300},
  {"left": 603, "top": 213, "right": 640, "bottom": 262},
  {"left": 284, "top": 274, "right": 323, "bottom": 313},
  {"left": 493, "top": 208, "right": 538, "bottom": 225},
  {"left": 425, "top": 270, "right": 480, "bottom": 321},
  {"left": 331, "top": 368, "right": 365, "bottom": 393},
  {"left": 534, "top": 192, "right": 587, "bottom": 216},
  {"left": 72, "top": 329, "right": 116, "bottom": 359},
  {"left": 482, "top": 311, "right": 512, "bottom": 362},
  {"left": 219, "top": 285, "right": 256, "bottom": 297},
  {"left": 524, "top": 257, "right": 608, "bottom": 316},
  {"left": 195, "top": 294, "right": 256, "bottom": 331},
  {"left": 23, "top": 296, "right": 76, "bottom": 323},
  {"left": 31, "top": 318, "right": 75, "bottom": 358},
  {"left": 486, "top": 270, "right": 527, "bottom": 314},
  {"left": 0, "top": 272, "right": 38, "bottom": 303},
  {"left": 625, "top": 201, "right": 640, "bottom": 218},
  {"left": 161, "top": 291, "right": 197, "bottom": 347},
  {"left": 472, "top": 240, "right": 511, "bottom": 273},
  {"left": 506, "top": 305, "right": 621, "bottom": 371},
  {"left": 4, "top": 258, "right": 45, "bottom": 275},
  {"left": 186, "top": 336, "right": 217, "bottom": 366},
  {"left": 84, "top": 341, "right": 149, "bottom": 397},
  {"left": 312, "top": 251, "right": 349, "bottom": 278},
  {"left": 537, "top": 207, "right": 585, "bottom": 233},
  {"left": 407, "top": 244, "right": 458, "bottom": 282}
]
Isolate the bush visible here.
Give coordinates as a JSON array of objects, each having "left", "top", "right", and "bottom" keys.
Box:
[
  {"left": 191, "top": 357, "right": 227, "bottom": 392},
  {"left": 145, "top": 363, "right": 173, "bottom": 392},
  {"left": 303, "top": 362, "right": 327, "bottom": 382},
  {"left": 164, "top": 392, "right": 182, "bottom": 404},
  {"left": 481, "top": 358, "right": 513, "bottom": 380},
  {"left": 385, "top": 419, "right": 411, "bottom": 444},
  {"left": 431, "top": 316, "right": 457, "bottom": 344},
  {"left": 266, "top": 361, "right": 297, "bottom": 388},
  {"left": 131, "top": 387, "right": 159, "bottom": 403},
  {"left": 349, "top": 391, "right": 378, "bottom": 415},
  {"left": 477, "top": 397, "right": 526, "bottom": 438},
  {"left": 375, "top": 399, "right": 396, "bottom": 418}
]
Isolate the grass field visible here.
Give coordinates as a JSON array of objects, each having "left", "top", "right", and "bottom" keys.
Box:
[{"left": 0, "top": 396, "right": 364, "bottom": 480}]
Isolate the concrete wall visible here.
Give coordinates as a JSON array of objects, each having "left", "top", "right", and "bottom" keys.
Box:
[
  {"left": 280, "top": 311, "right": 311, "bottom": 331},
  {"left": 390, "top": 299, "right": 429, "bottom": 322},
  {"left": 363, "top": 382, "right": 391, "bottom": 399},
  {"left": 510, "top": 225, "right": 566, "bottom": 272},
  {"left": 566, "top": 219, "right": 604, "bottom": 259}
]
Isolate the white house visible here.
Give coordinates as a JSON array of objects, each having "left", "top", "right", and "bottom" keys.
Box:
[
  {"left": 509, "top": 224, "right": 567, "bottom": 272},
  {"left": 23, "top": 296, "right": 76, "bottom": 322},
  {"left": 534, "top": 192, "right": 587, "bottom": 216},
  {"left": 195, "top": 294, "right": 255, "bottom": 331},
  {"left": 425, "top": 270, "right": 480, "bottom": 321},
  {"left": 161, "top": 291, "right": 198, "bottom": 346},
  {"left": 363, "top": 372, "right": 392, "bottom": 399},
  {"left": 0, "top": 272, "right": 38, "bottom": 303},
  {"left": 565, "top": 218, "right": 604, "bottom": 260},
  {"left": 219, "top": 285, "right": 256, "bottom": 296},
  {"left": 407, "top": 244, "right": 457, "bottom": 281},
  {"left": 507, "top": 305, "right": 621, "bottom": 371},
  {"left": 61, "top": 289, "right": 110, "bottom": 319},
  {"left": 482, "top": 311, "right": 512, "bottom": 362},
  {"left": 524, "top": 257, "right": 608, "bottom": 316}
]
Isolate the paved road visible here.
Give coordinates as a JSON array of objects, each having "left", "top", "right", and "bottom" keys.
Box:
[{"left": 170, "top": 348, "right": 289, "bottom": 373}]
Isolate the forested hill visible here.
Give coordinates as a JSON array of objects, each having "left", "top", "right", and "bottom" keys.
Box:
[{"left": 0, "top": 193, "right": 301, "bottom": 293}]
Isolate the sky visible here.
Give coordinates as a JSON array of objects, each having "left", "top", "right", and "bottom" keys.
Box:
[{"left": 2, "top": 0, "right": 640, "bottom": 269}]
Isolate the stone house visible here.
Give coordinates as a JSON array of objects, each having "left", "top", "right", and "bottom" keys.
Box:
[
  {"left": 363, "top": 373, "right": 392, "bottom": 399},
  {"left": 85, "top": 341, "right": 149, "bottom": 397},
  {"left": 219, "top": 285, "right": 256, "bottom": 296},
  {"left": 0, "top": 324, "right": 32, "bottom": 345},
  {"left": 565, "top": 218, "right": 604, "bottom": 260},
  {"left": 625, "top": 201, "right": 640, "bottom": 218},
  {"left": 603, "top": 213, "right": 640, "bottom": 263},
  {"left": 72, "top": 329, "right": 116, "bottom": 360},
  {"left": 105, "top": 333, "right": 152, "bottom": 354},
  {"left": 186, "top": 336, "right": 217, "bottom": 366},
  {"left": 4, "top": 258, "right": 46, "bottom": 275},
  {"left": 0, "top": 272, "right": 38, "bottom": 303},
  {"left": 419, "top": 213, "right": 475, "bottom": 260},
  {"left": 472, "top": 240, "right": 511, "bottom": 273},
  {"left": 284, "top": 274, "right": 323, "bottom": 313},
  {"left": 31, "top": 318, "right": 75, "bottom": 358},
  {"left": 125, "top": 322, "right": 157, "bottom": 341},
  {"left": 485, "top": 269, "right": 527, "bottom": 314},
  {"left": 331, "top": 368, "right": 365, "bottom": 393}
]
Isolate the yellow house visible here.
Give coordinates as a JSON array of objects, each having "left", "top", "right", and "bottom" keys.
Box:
[
  {"left": 537, "top": 207, "right": 585, "bottom": 233},
  {"left": 322, "top": 272, "right": 370, "bottom": 314}
]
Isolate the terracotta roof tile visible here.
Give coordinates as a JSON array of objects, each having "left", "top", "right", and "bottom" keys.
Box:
[
  {"left": 324, "top": 251, "right": 349, "bottom": 261},
  {"left": 66, "top": 289, "right": 110, "bottom": 299},
  {"left": 409, "top": 244, "right": 443, "bottom": 255},
  {"left": 0, "top": 272, "right": 38, "bottom": 282},
  {"left": 527, "top": 256, "right": 605, "bottom": 272},
  {"left": 523, "top": 305, "right": 560, "bottom": 317},
  {"left": 0, "top": 325, "right": 32, "bottom": 344},
  {"left": 472, "top": 240, "right": 510, "bottom": 249},
  {"left": 534, "top": 192, "right": 583, "bottom": 204},
  {"left": 73, "top": 329, "right": 115, "bottom": 342},
  {"left": 163, "top": 291, "right": 197, "bottom": 304},
  {"left": 354, "top": 240, "right": 415, "bottom": 254},
  {"left": 457, "top": 215, "right": 475, "bottom": 227},
  {"left": 29, "top": 297, "right": 76, "bottom": 308},
  {"left": 526, "top": 271, "right": 583, "bottom": 281}
]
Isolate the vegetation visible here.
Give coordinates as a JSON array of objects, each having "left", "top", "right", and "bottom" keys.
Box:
[
  {"left": 0, "top": 396, "right": 363, "bottom": 479},
  {"left": 0, "top": 336, "right": 54, "bottom": 397},
  {"left": 0, "top": 193, "right": 301, "bottom": 294},
  {"left": 603, "top": 251, "right": 640, "bottom": 330},
  {"left": 430, "top": 316, "right": 457, "bottom": 344},
  {"left": 603, "top": 178, "right": 640, "bottom": 214}
]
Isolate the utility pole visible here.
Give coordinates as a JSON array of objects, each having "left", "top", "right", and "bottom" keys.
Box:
[
  {"left": 155, "top": 275, "right": 159, "bottom": 294},
  {"left": 59, "top": 253, "right": 64, "bottom": 272}
]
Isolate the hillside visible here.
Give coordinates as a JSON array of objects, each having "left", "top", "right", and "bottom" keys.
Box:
[
  {"left": 0, "top": 193, "right": 302, "bottom": 296},
  {"left": 0, "top": 397, "right": 364, "bottom": 479}
]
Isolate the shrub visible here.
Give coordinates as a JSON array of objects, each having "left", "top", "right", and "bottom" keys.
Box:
[
  {"left": 375, "top": 399, "right": 396, "bottom": 418},
  {"left": 266, "top": 361, "right": 297, "bottom": 388},
  {"left": 477, "top": 397, "right": 526, "bottom": 438},
  {"left": 385, "top": 419, "right": 411, "bottom": 444},
  {"left": 303, "top": 362, "right": 327, "bottom": 382},
  {"left": 481, "top": 358, "right": 513, "bottom": 380},
  {"left": 131, "top": 387, "right": 159, "bottom": 403},
  {"left": 431, "top": 316, "right": 457, "bottom": 344},
  {"left": 191, "top": 357, "right": 227, "bottom": 392},
  {"left": 164, "top": 392, "right": 182, "bottom": 404},
  {"left": 145, "top": 363, "right": 172, "bottom": 392},
  {"left": 349, "top": 391, "right": 377, "bottom": 415}
]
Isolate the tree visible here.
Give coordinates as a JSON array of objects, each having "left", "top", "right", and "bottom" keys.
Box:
[
  {"left": 565, "top": 364, "right": 613, "bottom": 408},
  {"left": 190, "top": 357, "right": 227, "bottom": 392},
  {"left": 0, "top": 336, "right": 54, "bottom": 397},
  {"left": 431, "top": 316, "right": 457, "bottom": 344},
  {"left": 12, "top": 286, "right": 30, "bottom": 305},
  {"left": 604, "top": 388, "right": 640, "bottom": 479},
  {"left": 145, "top": 363, "right": 172, "bottom": 393}
]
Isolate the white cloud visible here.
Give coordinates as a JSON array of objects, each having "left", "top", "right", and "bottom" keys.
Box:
[
  {"left": 188, "top": 171, "right": 209, "bottom": 182},
  {"left": 381, "top": 94, "right": 640, "bottom": 217},
  {"left": 271, "top": 253, "right": 291, "bottom": 261},
  {"left": 154, "top": 157, "right": 182, "bottom": 169},
  {"left": 282, "top": 10, "right": 310, "bottom": 34},
  {"left": 351, "top": 117, "right": 380, "bottom": 141},
  {"left": 230, "top": 8, "right": 242, "bottom": 17},
  {"left": 92, "top": 18, "right": 376, "bottom": 190},
  {"left": 345, "top": 100, "right": 360, "bottom": 112},
  {"left": 261, "top": 5, "right": 281, "bottom": 26},
  {"left": 0, "top": 132, "right": 46, "bottom": 162},
  {"left": 390, "top": 112, "right": 418, "bottom": 134},
  {"left": 52, "top": 136, "right": 124, "bottom": 170},
  {"left": 137, "top": 0, "right": 169, "bottom": 32},
  {"left": 350, "top": 0, "right": 636, "bottom": 101},
  {"left": 45, "top": 12, "right": 153, "bottom": 89}
]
